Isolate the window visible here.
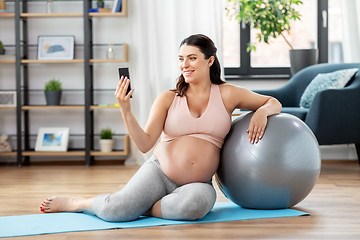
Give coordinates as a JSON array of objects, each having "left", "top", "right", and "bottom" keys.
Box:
[
  {"left": 328, "top": 0, "right": 344, "bottom": 63},
  {"left": 222, "top": 3, "right": 240, "bottom": 68},
  {"left": 223, "top": 0, "right": 330, "bottom": 79}
]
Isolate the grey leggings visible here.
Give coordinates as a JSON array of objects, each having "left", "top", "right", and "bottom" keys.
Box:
[{"left": 92, "top": 155, "right": 216, "bottom": 222}]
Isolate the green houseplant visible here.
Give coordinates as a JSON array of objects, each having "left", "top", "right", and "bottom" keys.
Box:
[
  {"left": 99, "top": 127, "right": 114, "bottom": 152},
  {"left": 100, "top": 127, "right": 113, "bottom": 140},
  {"left": 44, "top": 78, "right": 62, "bottom": 105},
  {"left": 0, "top": 41, "right": 5, "bottom": 55},
  {"left": 226, "top": 0, "right": 318, "bottom": 75}
]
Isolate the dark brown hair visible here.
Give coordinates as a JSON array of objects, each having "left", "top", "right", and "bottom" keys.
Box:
[{"left": 173, "top": 34, "right": 226, "bottom": 96}]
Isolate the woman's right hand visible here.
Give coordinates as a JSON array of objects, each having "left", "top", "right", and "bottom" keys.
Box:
[{"left": 114, "top": 76, "right": 134, "bottom": 113}]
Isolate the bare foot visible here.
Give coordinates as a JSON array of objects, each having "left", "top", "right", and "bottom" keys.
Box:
[{"left": 40, "top": 196, "right": 86, "bottom": 213}]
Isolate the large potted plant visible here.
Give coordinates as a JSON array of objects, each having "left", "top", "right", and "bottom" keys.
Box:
[
  {"left": 99, "top": 127, "right": 114, "bottom": 152},
  {"left": 44, "top": 78, "right": 62, "bottom": 105},
  {"left": 226, "top": 0, "right": 318, "bottom": 75}
]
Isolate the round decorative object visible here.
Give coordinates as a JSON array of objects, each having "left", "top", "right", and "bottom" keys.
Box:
[{"left": 216, "top": 112, "right": 321, "bottom": 209}]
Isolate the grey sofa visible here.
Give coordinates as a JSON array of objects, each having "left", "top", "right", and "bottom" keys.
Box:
[{"left": 255, "top": 63, "right": 360, "bottom": 163}]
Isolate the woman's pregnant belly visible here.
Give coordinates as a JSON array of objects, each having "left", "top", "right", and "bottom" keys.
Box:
[{"left": 153, "top": 136, "right": 221, "bottom": 186}]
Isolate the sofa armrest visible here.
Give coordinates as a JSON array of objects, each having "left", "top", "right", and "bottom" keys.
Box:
[
  {"left": 305, "top": 86, "right": 360, "bottom": 145},
  {"left": 254, "top": 88, "right": 297, "bottom": 107}
]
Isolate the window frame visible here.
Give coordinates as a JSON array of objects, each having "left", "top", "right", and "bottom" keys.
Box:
[{"left": 224, "top": 0, "right": 328, "bottom": 80}]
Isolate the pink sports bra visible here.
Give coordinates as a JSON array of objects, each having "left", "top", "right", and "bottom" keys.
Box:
[{"left": 161, "top": 84, "right": 231, "bottom": 148}]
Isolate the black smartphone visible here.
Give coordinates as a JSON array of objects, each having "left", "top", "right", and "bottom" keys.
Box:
[{"left": 118, "top": 67, "right": 132, "bottom": 98}]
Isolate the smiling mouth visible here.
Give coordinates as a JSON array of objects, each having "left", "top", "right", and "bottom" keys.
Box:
[{"left": 183, "top": 70, "right": 194, "bottom": 76}]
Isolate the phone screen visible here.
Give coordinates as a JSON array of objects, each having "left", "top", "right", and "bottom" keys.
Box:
[{"left": 118, "top": 67, "right": 132, "bottom": 98}]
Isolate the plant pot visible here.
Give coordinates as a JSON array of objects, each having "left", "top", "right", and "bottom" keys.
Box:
[
  {"left": 45, "top": 90, "right": 62, "bottom": 106},
  {"left": 0, "top": 49, "right": 5, "bottom": 55},
  {"left": 99, "top": 139, "right": 114, "bottom": 152},
  {"left": 97, "top": 1, "right": 104, "bottom": 8},
  {"left": 290, "top": 49, "right": 318, "bottom": 76}
]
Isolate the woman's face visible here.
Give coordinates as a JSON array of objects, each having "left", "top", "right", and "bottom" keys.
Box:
[{"left": 178, "top": 44, "right": 213, "bottom": 84}]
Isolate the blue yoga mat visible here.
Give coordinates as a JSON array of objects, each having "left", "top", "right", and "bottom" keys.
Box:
[{"left": 0, "top": 202, "right": 309, "bottom": 238}]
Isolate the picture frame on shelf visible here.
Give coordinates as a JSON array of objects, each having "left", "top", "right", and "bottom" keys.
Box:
[
  {"left": 37, "top": 36, "right": 75, "bottom": 60},
  {"left": 0, "top": 91, "right": 16, "bottom": 107},
  {"left": 35, "top": 127, "right": 70, "bottom": 152}
]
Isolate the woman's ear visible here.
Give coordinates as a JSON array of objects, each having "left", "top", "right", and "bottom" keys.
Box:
[{"left": 208, "top": 56, "right": 215, "bottom": 67}]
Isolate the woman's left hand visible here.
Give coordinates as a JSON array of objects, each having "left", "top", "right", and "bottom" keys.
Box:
[{"left": 247, "top": 109, "right": 268, "bottom": 144}]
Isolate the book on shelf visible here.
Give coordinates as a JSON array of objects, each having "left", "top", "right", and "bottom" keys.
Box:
[
  {"left": 111, "top": 0, "right": 122, "bottom": 13},
  {"left": 0, "top": 10, "right": 14, "bottom": 13},
  {"left": 88, "top": 8, "right": 111, "bottom": 13},
  {"left": 0, "top": 55, "right": 15, "bottom": 61},
  {"left": 98, "top": 8, "right": 111, "bottom": 13}
]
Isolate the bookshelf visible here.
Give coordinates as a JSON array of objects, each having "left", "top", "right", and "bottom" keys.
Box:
[{"left": 0, "top": 0, "right": 129, "bottom": 166}]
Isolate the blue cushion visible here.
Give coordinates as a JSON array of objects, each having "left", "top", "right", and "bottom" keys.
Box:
[
  {"left": 281, "top": 107, "right": 308, "bottom": 121},
  {"left": 299, "top": 68, "right": 358, "bottom": 108}
]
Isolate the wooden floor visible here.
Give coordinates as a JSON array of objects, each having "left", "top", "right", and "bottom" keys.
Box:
[{"left": 0, "top": 160, "right": 360, "bottom": 239}]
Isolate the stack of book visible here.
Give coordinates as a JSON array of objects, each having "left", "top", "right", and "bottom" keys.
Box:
[
  {"left": 0, "top": 10, "right": 14, "bottom": 15},
  {"left": 112, "top": 0, "right": 122, "bottom": 13}
]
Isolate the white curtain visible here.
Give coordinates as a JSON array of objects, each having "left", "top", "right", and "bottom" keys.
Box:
[
  {"left": 124, "top": 0, "right": 223, "bottom": 165},
  {"left": 341, "top": 0, "right": 360, "bottom": 63}
]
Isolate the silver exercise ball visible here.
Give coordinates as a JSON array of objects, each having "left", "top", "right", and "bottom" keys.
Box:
[{"left": 215, "top": 112, "right": 321, "bottom": 209}]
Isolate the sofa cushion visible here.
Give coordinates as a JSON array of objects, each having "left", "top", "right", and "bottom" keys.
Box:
[
  {"left": 299, "top": 68, "right": 358, "bottom": 108},
  {"left": 281, "top": 107, "right": 308, "bottom": 121}
]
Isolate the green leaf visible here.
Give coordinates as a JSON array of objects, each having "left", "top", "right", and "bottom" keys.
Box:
[
  {"left": 226, "top": 0, "right": 302, "bottom": 49},
  {"left": 44, "top": 78, "right": 62, "bottom": 91},
  {"left": 100, "top": 127, "right": 114, "bottom": 139}
]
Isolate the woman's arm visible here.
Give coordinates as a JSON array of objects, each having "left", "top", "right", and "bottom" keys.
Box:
[
  {"left": 221, "top": 84, "right": 282, "bottom": 144},
  {"left": 115, "top": 77, "right": 174, "bottom": 153}
]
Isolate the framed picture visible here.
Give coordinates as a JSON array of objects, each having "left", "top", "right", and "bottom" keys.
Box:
[
  {"left": 35, "top": 127, "right": 70, "bottom": 152},
  {"left": 37, "top": 36, "right": 75, "bottom": 60},
  {"left": 0, "top": 91, "right": 16, "bottom": 107}
]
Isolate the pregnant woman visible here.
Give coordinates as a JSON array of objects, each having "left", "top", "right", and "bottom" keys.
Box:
[{"left": 40, "top": 34, "right": 281, "bottom": 221}]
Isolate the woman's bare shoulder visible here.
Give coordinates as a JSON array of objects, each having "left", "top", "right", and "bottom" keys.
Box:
[
  {"left": 219, "top": 83, "right": 255, "bottom": 112},
  {"left": 219, "top": 83, "right": 249, "bottom": 96},
  {"left": 153, "top": 90, "right": 176, "bottom": 109},
  {"left": 158, "top": 90, "right": 176, "bottom": 102}
]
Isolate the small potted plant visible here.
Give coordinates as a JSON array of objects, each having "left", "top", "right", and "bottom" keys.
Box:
[
  {"left": 99, "top": 127, "right": 114, "bottom": 152},
  {"left": 44, "top": 78, "right": 62, "bottom": 105},
  {"left": 0, "top": 41, "right": 5, "bottom": 55},
  {"left": 97, "top": 0, "right": 104, "bottom": 8}
]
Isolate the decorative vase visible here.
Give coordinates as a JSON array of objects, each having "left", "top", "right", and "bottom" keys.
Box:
[
  {"left": 45, "top": 90, "right": 62, "bottom": 106},
  {"left": 289, "top": 49, "right": 319, "bottom": 76},
  {"left": 107, "top": 47, "right": 114, "bottom": 59},
  {"left": 99, "top": 139, "right": 114, "bottom": 152},
  {"left": 46, "top": 0, "right": 53, "bottom": 13}
]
